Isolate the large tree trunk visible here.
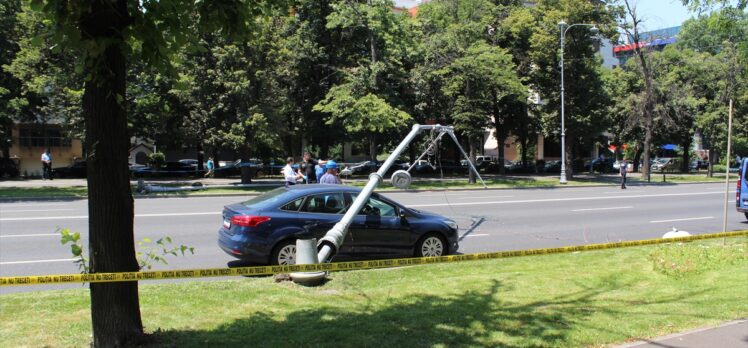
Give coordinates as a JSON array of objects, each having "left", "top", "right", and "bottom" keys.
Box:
[{"left": 81, "top": 1, "right": 144, "bottom": 346}]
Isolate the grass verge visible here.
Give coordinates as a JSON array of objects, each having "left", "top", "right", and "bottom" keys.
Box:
[
  {"left": 0, "top": 186, "right": 87, "bottom": 198},
  {"left": 1, "top": 237, "right": 746, "bottom": 347}
]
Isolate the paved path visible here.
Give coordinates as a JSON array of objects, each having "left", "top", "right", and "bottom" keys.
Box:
[{"left": 617, "top": 319, "right": 748, "bottom": 348}]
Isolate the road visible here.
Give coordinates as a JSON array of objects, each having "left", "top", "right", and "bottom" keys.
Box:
[{"left": 1, "top": 182, "right": 745, "bottom": 293}]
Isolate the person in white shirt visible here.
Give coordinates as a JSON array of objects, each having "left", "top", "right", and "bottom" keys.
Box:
[
  {"left": 283, "top": 157, "right": 302, "bottom": 187},
  {"left": 41, "top": 148, "right": 52, "bottom": 180}
]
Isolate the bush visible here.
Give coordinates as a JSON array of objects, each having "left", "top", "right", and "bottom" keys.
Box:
[
  {"left": 712, "top": 164, "right": 727, "bottom": 173},
  {"left": 148, "top": 152, "right": 165, "bottom": 168}
]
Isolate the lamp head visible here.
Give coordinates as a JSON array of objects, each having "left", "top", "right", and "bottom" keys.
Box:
[
  {"left": 558, "top": 20, "right": 567, "bottom": 28},
  {"left": 589, "top": 26, "right": 599, "bottom": 35}
]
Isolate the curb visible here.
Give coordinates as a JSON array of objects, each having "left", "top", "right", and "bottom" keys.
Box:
[{"left": 0, "top": 180, "right": 724, "bottom": 202}]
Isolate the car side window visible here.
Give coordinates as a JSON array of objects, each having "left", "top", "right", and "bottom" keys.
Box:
[
  {"left": 280, "top": 197, "right": 305, "bottom": 212},
  {"left": 351, "top": 194, "right": 397, "bottom": 217},
  {"left": 300, "top": 193, "right": 346, "bottom": 214}
]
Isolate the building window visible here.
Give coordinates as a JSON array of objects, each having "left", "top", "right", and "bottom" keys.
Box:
[{"left": 18, "top": 127, "right": 72, "bottom": 148}]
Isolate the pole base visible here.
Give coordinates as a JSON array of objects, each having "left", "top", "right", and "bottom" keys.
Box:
[{"left": 290, "top": 238, "right": 326, "bottom": 286}]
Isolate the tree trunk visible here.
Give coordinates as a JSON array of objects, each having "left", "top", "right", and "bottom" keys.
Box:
[
  {"left": 196, "top": 142, "right": 204, "bottom": 172},
  {"left": 468, "top": 138, "right": 476, "bottom": 184},
  {"left": 496, "top": 130, "right": 506, "bottom": 174},
  {"left": 681, "top": 138, "right": 691, "bottom": 173},
  {"left": 81, "top": 1, "right": 144, "bottom": 346},
  {"left": 633, "top": 145, "right": 643, "bottom": 173},
  {"left": 369, "top": 134, "right": 377, "bottom": 161},
  {"left": 642, "top": 125, "right": 652, "bottom": 181},
  {"left": 240, "top": 130, "right": 253, "bottom": 184}
]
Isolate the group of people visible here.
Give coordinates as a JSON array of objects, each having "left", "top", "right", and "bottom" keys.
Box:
[{"left": 283, "top": 152, "right": 342, "bottom": 187}]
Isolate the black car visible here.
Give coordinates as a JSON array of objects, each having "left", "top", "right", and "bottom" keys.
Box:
[
  {"left": 213, "top": 160, "right": 264, "bottom": 178},
  {"left": 131, "top": 161, "right": 199, "bottom": 178},
  {"left": 53, "top": 161, "right": 87, "bottom": 178},
  {"left": 218, "top": 185, "right": 460, "bottom": 265},
  {"left": 0, "top": 157, "right": 20, "bottom": 178}
]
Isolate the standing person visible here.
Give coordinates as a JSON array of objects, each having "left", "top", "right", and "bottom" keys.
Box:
[
  {"left": 41, "top": 148, "right": 52, "bottom": 180},
  {"left": 619, "top": 159, "right": 628, "bottom": 189},
  {"left": 297, "top": 151, "right": 326, "bottom": 184},
  {"left": 319, "top": 160, "right": 342, "bottom": 185},
  {"left": 204, "top": 157, "right": 215, "bottom": 178},
  {"left": 283, "top": 157, "right": 302, "bottom": 187}
]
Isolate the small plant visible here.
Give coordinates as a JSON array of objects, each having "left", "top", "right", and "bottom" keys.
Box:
[
  {"left": 137, "top": 236, "right": 195, "bottom": 270},
  {"left": 60, "top": 229, "right": 194, "bottom": 274},
  {"left": 60, "top": 228, "right": 89, "bottom": 274},
  {"left": 147, "top": 152, "right": 165, "bottom": 168}
]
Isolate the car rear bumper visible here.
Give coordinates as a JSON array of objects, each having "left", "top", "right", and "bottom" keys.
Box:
[{"left": 217, "top": 228, "right": 271, "bottom": 264}]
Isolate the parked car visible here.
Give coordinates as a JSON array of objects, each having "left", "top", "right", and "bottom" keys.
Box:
[
  {"left": 213, "top": 160, "right": 264, "bottom": 178},
  {"left": 347, "top": 160, "right": 381, "bottom": 175},
  {"left": 738, "top": 158, "right": 748, "bottom": 220},
  {"left": 0, "top": 157, "right": 20, "bottom": 178},
  {"left": 178, "top": 159, "right": 200, "bottom": 166},
  {"left": 505, "top": 160, "right": 536, "bottom": 174},
  {"left": 460, "top": 156, "right": 494, "bottom": 169},
  {"left": 131, "top": 161, "right": 199, "bottom": 178},
  {"left": 218, "top": 185, "right": 459, "bottom": 265},
  {"left": 543, "top": 160, "right": 561, "bottom": 173},
  {"left": 651, "top": 158, "right": 674, "bottom": 172},
  {"left": 52, "top": 161, "right": 87, "bottom": 178},
  {"left": 690, "top": 159, "right": 709, "bottom": 170}
]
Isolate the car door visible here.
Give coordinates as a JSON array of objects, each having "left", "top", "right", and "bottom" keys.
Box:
[
  {"left": 347, "top": 193, "right": 411, "bottom": 255},
  {"left": 296, "top": 192, "right": 354, "bottom": 254}
]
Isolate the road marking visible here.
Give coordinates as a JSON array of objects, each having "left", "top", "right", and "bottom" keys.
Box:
[
  {"left": 409, "top": 191, "right": 724, "bottom": 208},
  {"left": 0, "top": 258, "right": 77, "bottom": 265},
  {"left": 650, "top": 216, "right": 714, "bottom": 223},
  {"left": 0, "top": 211, "right": 220, "bottom": 222},
  {"left": 462, "top": 234, "right": 489, "bottom": 237},
  {"left": 602, "top": 191, "right": 641, "bottom": 194},
  {"left": 0, "top": 209, "right": 74, "bottom": 213},
  {"left": 0, "top": 233, "right": 60, "bottom": 238},
  {"left": 571, "top": 206, "right": 633, "bottom": 212},
  {"left": 0, "top": 203, "right": 70, "bottom": 208},
  {"left": 456, "top": 195, "right": 514, "bottom": 200}
]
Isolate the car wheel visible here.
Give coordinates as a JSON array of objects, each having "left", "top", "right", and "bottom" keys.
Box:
[
  {"left": 745, "top": 212, "right": 748, "bottom": 221},
  {"left": 271, "top": 240, "right": 296, "bottom": 265},
  {"left": 415, "top": 234, "right": 446, "bottom": 257},
  {"left": 255, "top": 170, "right": 264, "bottom": 178}
]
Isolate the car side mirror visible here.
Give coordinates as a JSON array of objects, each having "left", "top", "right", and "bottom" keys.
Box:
[{"left": 399, "top": 210, "right": 407, "bottom": 220}]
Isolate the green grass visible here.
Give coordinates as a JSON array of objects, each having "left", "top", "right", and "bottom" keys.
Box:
[
  {"left": 1, "top": 237, "right": 746, "bottom": 347},
  {"left": 0, "top": 186, "right": 88, "bottom": 198}
]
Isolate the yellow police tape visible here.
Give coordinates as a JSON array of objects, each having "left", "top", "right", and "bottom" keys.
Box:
[{"left": 1, "top": 230, "right": 746, "bottom": 287}]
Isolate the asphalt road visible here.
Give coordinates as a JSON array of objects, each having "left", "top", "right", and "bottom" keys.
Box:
[{"left": 1, "top": 182, "right": 745, "bottom": 293}]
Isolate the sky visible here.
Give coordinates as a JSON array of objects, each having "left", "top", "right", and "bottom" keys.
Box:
[{"left": 632, "top": 0, "right": 694, "bottom": 30}]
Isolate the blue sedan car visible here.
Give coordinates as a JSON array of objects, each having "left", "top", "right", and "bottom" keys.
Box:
[{"left": 218, "top": 185, "right": 459, "bottom": 265}]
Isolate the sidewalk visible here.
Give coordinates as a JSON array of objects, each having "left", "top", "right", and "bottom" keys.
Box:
[{"left": 616, "top": 319, "right": 747, "bottom": 348}]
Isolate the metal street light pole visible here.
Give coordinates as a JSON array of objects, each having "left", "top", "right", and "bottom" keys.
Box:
[{"left": 558, "top": 21, "right": 598, "bottom": 184}]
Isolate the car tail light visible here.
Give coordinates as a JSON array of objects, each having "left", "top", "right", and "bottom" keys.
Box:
[
  {"left": 230, "top": 215, "right": 271, "bottom": 227},
  {"left": 737, "top": 179, "right": 741, "bottom": 205}
]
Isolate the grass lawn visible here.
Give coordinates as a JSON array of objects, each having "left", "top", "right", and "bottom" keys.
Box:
[
  {"left": 1, "top": 237, "right": 746, "bottom": 347},
  {"left": 0, "top": 186, "right": 87, "bottom": 198}
]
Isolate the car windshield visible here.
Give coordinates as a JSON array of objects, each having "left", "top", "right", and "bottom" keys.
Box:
[{"left": 242, "top": 188, "right": 289, "bottom": 207}]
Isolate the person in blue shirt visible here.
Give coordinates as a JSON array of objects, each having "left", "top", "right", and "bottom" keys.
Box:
[
  {"left": 204, "top": 157, "right": 215, "bottom": 178},
  {"left": 319, "top": 160, "right": 342, "bottom": 185}
]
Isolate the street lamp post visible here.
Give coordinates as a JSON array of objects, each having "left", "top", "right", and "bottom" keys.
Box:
[{"left": 558, "top": 21, "right": 598, "bottom": 184}]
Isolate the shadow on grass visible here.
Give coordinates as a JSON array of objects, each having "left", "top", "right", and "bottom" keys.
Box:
[{"left": 149, "top": 276, "right": 715, "bottom": 348}]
